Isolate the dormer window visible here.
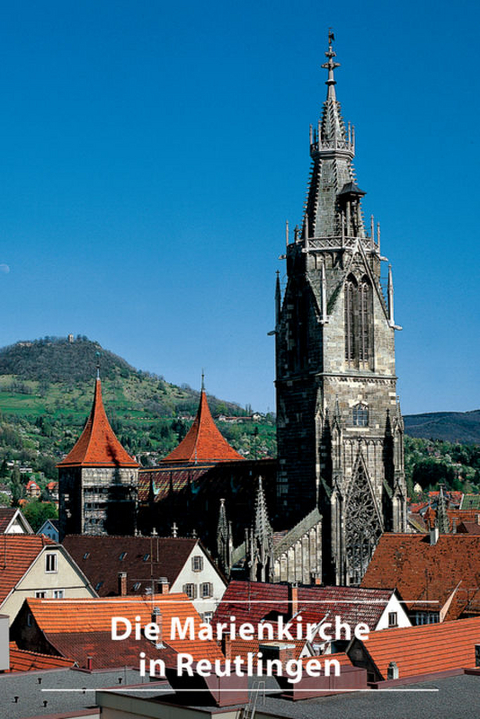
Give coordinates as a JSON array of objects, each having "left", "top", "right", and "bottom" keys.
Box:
[
  {"left": 353, "top": 403, "right": 368, "bottom": 427},
  {"left": 143, "top": 554, "right": 150, "bottom": 562}
]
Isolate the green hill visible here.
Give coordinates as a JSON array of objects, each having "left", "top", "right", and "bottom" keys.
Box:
[{"left": 0, "top": 337, "right": 276, "bottom": 488}]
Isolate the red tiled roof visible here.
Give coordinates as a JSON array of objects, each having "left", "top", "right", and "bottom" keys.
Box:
[
  {"left": 7, "top": 642, "right": 74, "bottom": 672},
  {"left": 357, "top": 616, "right": 480, "bottom": 680},
  {"left": 0, "top": 508, "right": 16, "bottom": 533},
  {"left": 57, "top": 379, "right": 138, "bottom": 468},
  {"left": 26, "top": 480, "right": 39, "bottom": 489},
  {"left": 44, "top": 631, "right": 176, "bottom": 671},
  {"left": 62, "top": 535, "right": 201, "bottom": 596},
  {"left": 25, "top": 594, "right": 224, "bottom": 662},
  {"left": 0, "top": 535, "right": 55, "bottom": 604},
  {"left": 361, "top": 533, "right": 480, "bottom": 620},
  {"left": 214, "top": 581, "right": 393, "bottom": 631},
  {"left": 162, "top": 391, "right": 244, "bottom": 463}
]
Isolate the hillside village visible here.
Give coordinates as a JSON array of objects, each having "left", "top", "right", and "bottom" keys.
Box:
[{"left": 1, "top": 33, "right": 480, "bottom": 719}]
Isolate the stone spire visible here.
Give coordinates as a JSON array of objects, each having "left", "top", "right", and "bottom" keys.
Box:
[
  {"left": 305, "top": 31, "right": 366, "bottom": 241},
  {"left": 217, "top": 498, "right": 232, "bottom": 576},
  {"left": 437, "top": 484, "right": 450, "bottom": 534},
  {"left": 247, "top": 477, "right": 273, "bottom": 582}
]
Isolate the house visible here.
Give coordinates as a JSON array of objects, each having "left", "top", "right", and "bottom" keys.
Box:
[
  {"left": 25, "top": 480, "right": 41, "bottom": 498},
  {"left": 5, "top": 642, "right": 74, "bottom": 672},
  {"left": 37, "top": 518, "right": 59, "bottom": 542},
  {"left": 213, "top": 580, "right": 410, "bottom": 658},
  {"left": 347, "top": 616, "right": 480, "bottom": 683},
  {"left": 0, "top": 535, "right": 97, "bottom": 623},
  {"left": 62, "top": 534, "right": 227, "bottom": 619},
  {"left": 361, "top": 531, "right": 480, "bottom": 623},
  {"left": 12, "top": 593, "right": 224, "bottom": 671},
  {"left": 0, "top": 508, "right": 33, "bottom": 535}
]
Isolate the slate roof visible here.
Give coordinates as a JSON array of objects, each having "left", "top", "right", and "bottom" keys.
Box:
[
  {"left": 62, "top": 535, "right": 201, "bottom": 595},
  {"left": 361, "top": 533, "right": 480, "bottom": 619},
  {"left": 7, "top": 642, "right": 74, "bottom": 672},
  {"left": 162, "top": 390, "right": 244, "bottom": 463},
  {"left": 0, "top": 535, "right": 55, "bottom": 604},
  {"left": 355, "top": 616, "right": 480, "bottom": 680},
  {"left": 57, "top": 378, "right": 138, "bottom": 468},
  {"left": 461, "top": 493, "right": 480, "bottom": 509},
  {"left": 23, "top": 594, "right": 224, "bottom": 662},
  {"left": 214, "top": 581, "right": 393, "bottom": 631},
  {"left": 138, "top": 464, "right": 216, "bottom": 503}
]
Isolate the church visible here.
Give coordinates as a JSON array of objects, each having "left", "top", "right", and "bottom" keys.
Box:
[
  {"left": 58, "top": 35, "right": 407, "bottom": 587},
  {"left": 275, "top": 34, "right": 407, "bottom": 585}
]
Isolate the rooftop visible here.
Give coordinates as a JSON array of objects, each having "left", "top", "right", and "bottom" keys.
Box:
[
  {"left": 361, "top": 533, "right": 480, "bottom": 619},
  {"left": 0, "top": 535, "right": 55, "bottom": 604},
  {"left": 57, "top": 378, "right": 138, "bottom": 468},
  {"left": 355, "top": 616, "right": 480, "bottom": 680},
  {"left": 162, "top": 390, "right": 244, "bottom": 463},
  {"left": 62, "top": 535, "right": 203, "bottom": 596},
  {"left": 214, "top": 580, "right": 394, "bottom": 631}
]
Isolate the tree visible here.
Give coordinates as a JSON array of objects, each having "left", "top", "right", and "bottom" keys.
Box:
[
  {"left": 23, "top": 500, "right": 58, "bottom": 532},
  {"left": 10, "top": 466, "right": 24, "bottom": 506}
]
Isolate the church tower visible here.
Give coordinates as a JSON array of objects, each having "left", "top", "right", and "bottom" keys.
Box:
[
  {"left": 57, "top": 370, "right": 139, "bottom": 539},
  {"left": 275, "top": 34, "right": 407, "bottom": 585}
]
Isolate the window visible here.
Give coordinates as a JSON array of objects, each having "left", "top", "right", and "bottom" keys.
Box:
[
  {"left": 133, "top": 582, "right": 141, "bottom": 591},
  {"left": 53, "top": 590, "right": 64, "bottom": 599},
  {"left": 35, "top": 591, "right": 47, "bottom": 599},
  {"left": 27, "top": 613, "right": 33, "bottom": 627},
  {"left": 415, "top": 611, "right": 439, "bottom": 625},
  {"left": 344, "top": 277, "right": 356, "bottom": 361},
  {"left": 353, "top": 403, "right": 369, "bottom": 427},
  {"left": 119, "top": 552, "right": 127, "bottom": 561},
  {"left": 192, "top": 556, "right": 203, "bottom": 572},
  {"left": 143, "top": 554, "right": 150, "bottom": 562},
  {"left": 83, "top": 552, "right": 90, "bottom": 560},
  {"left": 388, "top": 612, "right": 397, "bottom": 628},
  {"left": 45, "top": 553, "right": 58, "bottom": 573},
  {"left": 95, "top": 581, "right": 104, "bottom": 592},
  {"left": 183, "top": 583, "right": 197, "bottom": 599},
  {"left": 201, "top": 582, "right": 213, "bottom": 599},
  {"left": 358, "top": 279, "right": 371, "bottom": 362}
]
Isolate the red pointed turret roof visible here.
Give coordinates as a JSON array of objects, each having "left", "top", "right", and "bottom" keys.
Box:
[
  {"left": 57, "top": 379, "right": 138, "bottom": 468},
  {"left": 162, "top": 390, "right": 244, "bottom": 463}
]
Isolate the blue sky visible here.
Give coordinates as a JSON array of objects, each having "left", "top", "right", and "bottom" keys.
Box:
[{"left": 0, "top": 0, "right": 478, "bottom": 414}]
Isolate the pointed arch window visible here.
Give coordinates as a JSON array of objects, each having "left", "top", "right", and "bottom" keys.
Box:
[
  {"left": 344, "top": 276, "right": 356, "bottom": 361},
  {"left": 359, "top": 278, "right": 371, "bottom": 363}
]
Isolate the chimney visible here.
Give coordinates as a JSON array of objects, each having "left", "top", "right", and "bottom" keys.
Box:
[
  {"left": 288, "top": 583, "right": 298, "bottom": 617},
  {"left": 222, "top": 636, "right": 232, "bottom": 660},
  {"left": 86, "top": 656, "right": 93, "bottom": 671},
  {"left": 151, "top": 606, "right": 162, "bottom": 642},
  {"left": 387, "top": 661, "right": 399, "bottom": 680},
  {"left": 475, "top": 645, "right": 480, "bottom": 667},
  {"left": 118, "top": 572, "right": 127, "bottom": 596},
  {"left": 429, "top": 527, "right": 439, "bottom": 545},
  {"left": 477, "top": 514, "right": 480, "bottom": 526},
  {"left": 158, "top": 577, "right": 169, "bottom": 595}
]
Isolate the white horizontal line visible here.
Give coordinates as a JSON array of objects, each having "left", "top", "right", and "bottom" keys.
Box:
[{"left": 41, "top": 687, "right": 440, "bottom": 693}]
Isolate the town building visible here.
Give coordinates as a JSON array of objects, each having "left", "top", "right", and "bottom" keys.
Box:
[
  {"left": 57, "top": 371, "right": 139, "bottom": 539},
  {"left": 275, "top": 34, "right": 406, "bottom": 584},
  {"left": 37, "top": 518, "right": 59, "bottom": 542},
  {"left": 361, "top": 531, "right": 480, "bottom": 623},
  {"left": 0, "top": 507, "right": 33, "bottom": 535},
  {"left": 0, "top": 535, "right": 96, "bottom": 623},
  {"left": 62, "top": 534, "right": 227, "bottom": 619}
]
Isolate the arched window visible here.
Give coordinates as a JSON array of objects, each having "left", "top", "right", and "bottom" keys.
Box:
[
  {"left": 352, "top": 403, "right": 368, "bottom": 427},
  {"left": 359, "top": 278, "right": 371, "bottom": 363},
  {"left": 344, "top": 276, "right": 356, "bottom": 361}
]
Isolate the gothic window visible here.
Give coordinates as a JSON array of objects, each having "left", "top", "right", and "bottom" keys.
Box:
[
  {"left": 352, "top": 403, "right": 369, "bottom": 427},
  {"left": 344, "top": 461, "right": 381, "bottom": 584},
  {"left": 344, "top": 276, "right": 356, "bottom": 361},
  {"left": 358, "top": 278, "right": 371, "bottom": 362}
]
